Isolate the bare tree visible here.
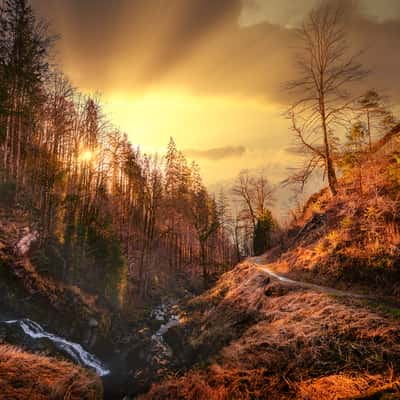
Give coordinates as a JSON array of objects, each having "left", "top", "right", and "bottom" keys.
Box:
[
  {"left": 286, "top": 4, "right": 367, "bottom": 196},
  {"left": 232, "top": 170, "right": 274, "bottom": 256},
  {"left": 232, "top": 169, "right": 274, "bottom": 229}
]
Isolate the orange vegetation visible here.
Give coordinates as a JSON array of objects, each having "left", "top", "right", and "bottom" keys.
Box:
[
  {"left": 141, "top": 263, "right": 400, "bottom": 399},
  {"left": 267, "top": 145, "right": 400, "bottom": 297},
  {"left": 0, "top": 345, "right": 102, "bottom": 400}
]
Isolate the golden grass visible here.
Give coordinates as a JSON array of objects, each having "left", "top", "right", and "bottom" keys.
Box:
[
  {"left": 0, "top": 345, "right": 102, "bottom": 400},
  {"left": 297, "top": 373, "right": 399, "bottom": 399},
  {"left": 142, "top": 262, "right": 400, "bottom": 399}
]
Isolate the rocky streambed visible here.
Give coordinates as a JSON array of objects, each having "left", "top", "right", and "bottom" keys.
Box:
[
  {"left": 0, "top": 298, "right": 189, "bottom": 400},
  {"left": 95, "top": 298, "right": 189, "bottom": 399}
]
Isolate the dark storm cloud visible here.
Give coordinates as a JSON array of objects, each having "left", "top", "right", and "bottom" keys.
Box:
[
  {"left": 31, "top": 0, "right": 400, "bottom": 103},
  {"left": 185, "top": 146, "right": 246, "bottom": 161}
]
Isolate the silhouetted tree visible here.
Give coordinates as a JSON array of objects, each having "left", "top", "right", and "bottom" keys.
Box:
[{"left": 287, "top": 4, "right": 367, "bottom": 196}]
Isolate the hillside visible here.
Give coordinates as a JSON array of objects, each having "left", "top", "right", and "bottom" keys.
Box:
[
  {"left": 0, "top": 204, "right": 112, "bottom": 344},
  {"left": 141, "top": 261, "right": 400, "bottom": 399},
  {"left": 139, "top": 132, "right": 400, "bottom": 399},
  {"left": 1, "top": 1, "right": 400, "bottom": 399},
  {"left": 0, "top": 344, "right": 102, "bottom": 400},
  {"left": 264, "top": 129, "right": 400, "bottom": 299}
]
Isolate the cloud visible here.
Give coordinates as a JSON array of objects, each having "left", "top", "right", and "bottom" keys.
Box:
[
  {"left": 31, "top": 0, "right": 400, "bottom": 103},
  {"left": 185, "top": 146, "right": 246, "bottom": 161}
]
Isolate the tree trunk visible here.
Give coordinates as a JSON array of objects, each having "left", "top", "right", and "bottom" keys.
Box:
[
  {"left": 200, "top": 240, "right": 207, "bottom": 284},
  {"left": 367, "top": 110, "right": 372, "bottom": 152},
  {"left": 321, "top": 101, "right": 337, "bottom": 196}
]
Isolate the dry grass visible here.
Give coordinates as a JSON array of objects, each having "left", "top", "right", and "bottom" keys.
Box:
[
  {"left": 298, "top": 373, "right": 397, "bottom": 399},
  {"left": 267, "top": 156, "right": 400, "bottom": 297},
  {"left": 141, "top": 262, "right": 400, "bottom": 399},
  {"left": 0, "top": 344, "right": 102, "bottom": 400}
]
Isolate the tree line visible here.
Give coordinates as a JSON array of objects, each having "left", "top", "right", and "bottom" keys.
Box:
[
  {"left": 2, "top": 0, "right": 397, "bottom": 306},
  {"left": 0, "top": 0, "right": 237, "bottom": 304}
]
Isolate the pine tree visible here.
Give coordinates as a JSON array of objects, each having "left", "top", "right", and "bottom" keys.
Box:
[
  {"left": 165, "top": 136, "right": 179, "bottom": 198},
  {"left": 253, "top": 210, "right": 273, "bottom": 256}
]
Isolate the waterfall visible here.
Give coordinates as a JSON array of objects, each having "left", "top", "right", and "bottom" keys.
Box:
[{"left": 4, "top": 319, "right": 110, "bottom": 376}]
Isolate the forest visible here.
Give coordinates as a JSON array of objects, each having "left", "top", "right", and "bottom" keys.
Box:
[
  {"left": 1, "top": 1, "right": 400, "bottom": 399},
  {"left": 0, "top": 0, "right": 248, "bottom": 308}
]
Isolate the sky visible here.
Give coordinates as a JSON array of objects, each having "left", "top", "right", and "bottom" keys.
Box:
[{"left": 31, "top": 0, "right": 400, "bottom": 216}]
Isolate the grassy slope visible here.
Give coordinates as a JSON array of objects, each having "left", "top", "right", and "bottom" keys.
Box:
[
  {"left": 0, "top": 344, "right": 102, "bottom": 400},
  {"left": 266, "top": 191, "right": 400, "bottom": 298},
  {"left": 141, "top": 143, "right": 400, "bottom": 399},
  {"left": 266, "top": 145, "right": 400, "bottom": 298},
  {"left": 141, "top": 262, "right": 400, "bottom": 399}
]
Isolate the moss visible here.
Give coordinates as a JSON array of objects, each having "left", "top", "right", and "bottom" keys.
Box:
[{"left": 367, "top": 301, "right": 400, "bottom": 320}]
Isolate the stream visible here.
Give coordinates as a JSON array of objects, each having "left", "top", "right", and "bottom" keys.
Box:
[
  {"left": 149, "top": 302, "right": 181, "bottom": 365},
  {"left": 2, "top": 233, "right": 185, "bottom": 397},
  {"left": 3, "top": 318, "right": 110, "bottom": 376},
  {"left": 1, "top": 302, "right": 183, "bottom": 399}
]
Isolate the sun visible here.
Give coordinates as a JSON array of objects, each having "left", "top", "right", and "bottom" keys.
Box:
[{"left": 79, "top": 149, "right": 94, "bottom": 163}]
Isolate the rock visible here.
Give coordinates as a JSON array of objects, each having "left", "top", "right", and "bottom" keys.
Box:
[
  {"left": 16, "top": 230, "right": 38, "bottom": 256},
  {"left": 163, "top": 325, "right": 184, "bottom": 355},
  {"left": 89, "top": 318, "right": 99, "bottom": 328},
  {"left": 264, "top": 286, "right": 289, "bottom": 297}
]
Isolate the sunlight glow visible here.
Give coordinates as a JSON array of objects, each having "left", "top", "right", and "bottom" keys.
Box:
[
  {"left": 79, "top": 149, "right": 94, "bottom": 163},
  {"left": 102, "top": 91, "right": 294, "bottom": 185}
]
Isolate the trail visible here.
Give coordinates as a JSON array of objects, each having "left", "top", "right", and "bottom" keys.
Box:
[{"left": 252, "top": 257, "right": 370, "bottom": 299}]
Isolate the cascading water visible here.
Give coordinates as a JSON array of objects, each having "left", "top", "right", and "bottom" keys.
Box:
[
  {"left": 4, "top": 318, "right": 110, "bottom": 376},
  {"left": 150, "top": 303, "right": 181, "bottom": 362}
]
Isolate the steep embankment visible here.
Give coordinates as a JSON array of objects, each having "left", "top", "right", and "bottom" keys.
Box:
[
  {"left": 270, "top": 134, "right": 400, "bottom": 298},
  {"left": 0, "top": 206, "right": 111, "bottom": 397},
  {"left": 0, "top": 344, "right": 102, "bottom": 400},
  {"left": 262, "top": 198, "right": 399, "bottom": 301},
  {"left": 142, "top": 261, "right": 400, "bottom": 399},
  {"left": 0, "top": 205, "right": 111, "bottom": 344}
]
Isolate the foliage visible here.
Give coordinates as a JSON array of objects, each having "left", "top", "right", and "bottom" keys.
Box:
[
  {"left": 0, "top": 179, "right": 16, "bottom": 205},
  {"left": 253, "top": 211, "right": 274, "bottom": 256}
]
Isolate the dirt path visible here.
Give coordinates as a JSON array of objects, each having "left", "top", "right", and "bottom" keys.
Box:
[{"left": 252, "top": 257, "right": 369, "bottom": 299}]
